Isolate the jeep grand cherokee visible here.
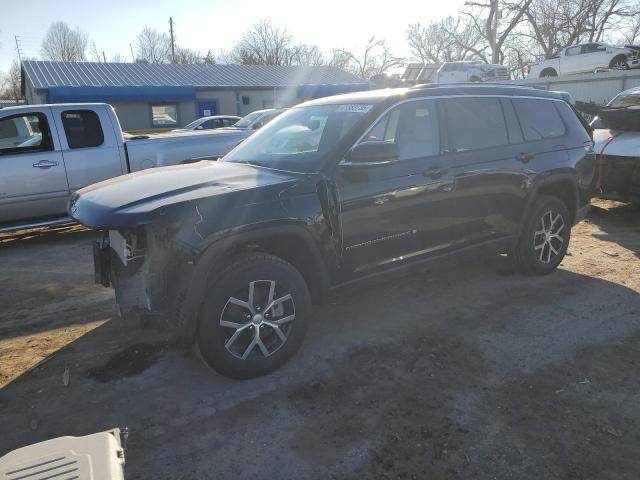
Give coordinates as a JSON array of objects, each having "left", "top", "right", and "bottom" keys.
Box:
[{"left": 69, "top": 84, "right": 596, "bottom": 378}]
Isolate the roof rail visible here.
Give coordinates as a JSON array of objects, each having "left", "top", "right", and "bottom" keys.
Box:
[{"left": 410, "top": 82, "right": 539, "bottom": 90}]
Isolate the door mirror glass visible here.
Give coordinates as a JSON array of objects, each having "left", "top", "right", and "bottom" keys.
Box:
[{"left": 348, "top": 141, "right": 398, "bottom": 163}]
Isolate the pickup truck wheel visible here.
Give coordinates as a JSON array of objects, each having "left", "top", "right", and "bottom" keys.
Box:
[
  {"left": 609, "top": 55, "right": 630, "bottom": 70},
  {"left": 513, "top": 195, "right": 571, "bottom": 275},
  {"left": 196, "top": 253, "right": 311, "bottom": 379}
]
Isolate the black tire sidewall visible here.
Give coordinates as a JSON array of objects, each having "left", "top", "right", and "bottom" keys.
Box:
[
  {"left": 196, "top": 254, "right": 311, "bottom": 379},
  {"left": 516, "top": 196, "right": 571, "bottom": 275}
]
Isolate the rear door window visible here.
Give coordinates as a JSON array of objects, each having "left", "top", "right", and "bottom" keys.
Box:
[
  {"left": 61, "top": 110, "right": 104, "bottom": 149},
  {"left": 443, "top": 97, "right": 509, "bottom": 151},
  {"left": 512, "top": 99, "right": 566, "bottom": 141}
]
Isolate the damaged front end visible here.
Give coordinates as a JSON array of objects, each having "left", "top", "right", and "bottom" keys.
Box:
[{"left": 93, "top": 224, "right": 188, "bottom": 319}]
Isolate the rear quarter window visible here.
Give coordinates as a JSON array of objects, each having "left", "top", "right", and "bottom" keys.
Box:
[
  {"left": 512, "top": 99, "right": 566, "bottom": 141},
  {"left": 61, "top": 110, "right": 104, "bottom": 149}
]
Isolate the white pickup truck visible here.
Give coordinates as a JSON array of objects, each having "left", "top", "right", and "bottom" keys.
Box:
[
  {"left": 528, "top": 42, "right": 640, "bottom": 78},
  {"left": 0, "top": 103, "right": 267, "bottom": 231}
]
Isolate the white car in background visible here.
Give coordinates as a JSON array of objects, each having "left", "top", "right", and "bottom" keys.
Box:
[
  {"left": 171, "top": 115, "right": 241, "bottom": 133},
  {"left": 528, "top": 42, "right": 640, "bottom": 77}
]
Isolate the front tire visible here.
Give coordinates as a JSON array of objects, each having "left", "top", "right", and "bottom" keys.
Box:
[
  {"left": 196, "top": 253, "right": 311, "bottom": 379},
  {"left": 512, "top": 195, "right": 571, "bottom": 275}
]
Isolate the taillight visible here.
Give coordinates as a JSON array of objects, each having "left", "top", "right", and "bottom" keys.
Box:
[{"left": 524, "top": 64, "right": 531, "bottom": 76}]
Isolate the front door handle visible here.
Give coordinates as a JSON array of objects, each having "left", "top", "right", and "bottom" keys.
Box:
[
  {"left": 516, "top": 152, "right": 534, "bottom": 163},
  {"left": 33, "top": 160, "right": 59, "bottom": 169},
  {"left": 424, "top": 166, "right": 448, "bottom": 179}
]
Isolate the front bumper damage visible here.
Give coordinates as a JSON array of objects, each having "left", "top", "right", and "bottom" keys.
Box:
[{"left": 93, "top": 227, "right": 186, "bottom": 318}]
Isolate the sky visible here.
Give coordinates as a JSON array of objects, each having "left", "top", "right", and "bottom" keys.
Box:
[{"left": 0, "top": 0, "right": 465, "bottom": 72}]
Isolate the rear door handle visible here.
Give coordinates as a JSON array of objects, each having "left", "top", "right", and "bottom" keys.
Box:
[
  {"left": 516, "top": 152, "right": 534, "bottom": 163},
  {"left": 424, "top": 166, "right": 448, "bottom": 179},
  {"left": 33, "top": 160, "right": 59, "bottom": 169}
]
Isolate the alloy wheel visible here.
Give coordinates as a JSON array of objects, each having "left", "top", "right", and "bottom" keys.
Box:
[
  {"left": 534, "top": 210, "right": 565, "bottom": 263},
  {"left": 219, "top": 280, "right": 296, "bottom": 360},
  {"left": 612, "top": 60, "right": 629, "bottom": 70}
]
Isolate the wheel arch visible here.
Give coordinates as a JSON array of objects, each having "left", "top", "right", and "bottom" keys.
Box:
[
  {"left": 524, "top": 175, "right": 579, "bottom": 227},
  {"left": 609, "top": 54, "right": 629, "bottom": 69},
  {"left": 540, "top": 67, "right": 558, "bottom": 78},
  {"left": 172, "top": 224, "right": 330, "bottom": 344}
]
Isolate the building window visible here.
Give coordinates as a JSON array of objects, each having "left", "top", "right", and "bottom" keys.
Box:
[
  {"left": 151, "top": 105, "right": 178, "bottom": 127},
  {"left": 242, "top": 95, "right": 250, "bottom": 105}
]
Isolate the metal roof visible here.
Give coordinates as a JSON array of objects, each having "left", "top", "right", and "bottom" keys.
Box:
[{"left": 22, "top": 61, "right": 365, "bottom": 90}]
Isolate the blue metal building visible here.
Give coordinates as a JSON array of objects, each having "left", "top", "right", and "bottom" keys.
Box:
[{"left": 21, "top": 61, "right": 367, "bottom": 131}]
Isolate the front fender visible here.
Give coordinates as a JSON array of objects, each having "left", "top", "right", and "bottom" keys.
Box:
[{"left": 172, "top": 223, "right": 331, "bottom": 345}]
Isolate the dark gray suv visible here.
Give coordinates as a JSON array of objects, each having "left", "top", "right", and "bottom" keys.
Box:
[{"left": 71, "top": 84, "right": 597, "bottom": 378}]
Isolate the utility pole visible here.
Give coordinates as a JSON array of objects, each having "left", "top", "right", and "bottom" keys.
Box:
[
  {"left": 169, "top": 17, "right": 176, "bottom": 63},
  {"left": 14, "top": 36, "right": 23, "bottom": 62},
  {"left": 130, "top": 43, "right": 135, "bottom": 62},
  {"left": 102, "top": 51, "right": 107, "bottom": 63}
]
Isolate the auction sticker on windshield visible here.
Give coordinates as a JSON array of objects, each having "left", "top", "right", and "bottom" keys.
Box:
[{"left": 336, "top": 104, "right": 373, "bottom": 113}]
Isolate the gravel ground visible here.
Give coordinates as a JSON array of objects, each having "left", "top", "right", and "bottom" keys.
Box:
[{"left": 0, "top": 199, "right": 638, "bottom": 479}]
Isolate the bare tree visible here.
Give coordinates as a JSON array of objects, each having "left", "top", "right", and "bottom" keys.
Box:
[
  {"left": 462, "top": 0, "right": 534, "bottom": 64},
  {"left": 583, "top": 0, "right": 639, "bottom": 42},
  {"left": 89, "top": 41, "right": 103, "bottom": 62},
  {"left": 407, "top": 17, "right": 487, "bottom": 63},
  {"left": 0, "top": 59, "right": 22, "bottom": 100},
  {"left": 202, "top": 49, "right": 216, "bottom": 64},
  {"left": 136, "top": 27, "right": 171, "bottom": 64},
  {"left": 332, "top": 37, "right": 402, "bottom": 79},
  {"left": 41, "top": 21, "right": 88, "bottom": 62},
  {"left": 174, "top": 47, "right": 205, "bottom": 64},
  {"left": 111, "top": 53, "right": 126, "bottom": 63},
  {"left": 621, "top": 14, "right": 640, "bottom": 43},
  {"left": 225, "top": 19, "right": 293, "bottom": 65},
  {"left": 288, "top": 44, "right": 325, "bottom": 66}
]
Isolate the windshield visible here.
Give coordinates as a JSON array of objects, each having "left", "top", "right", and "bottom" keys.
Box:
[
  {"left": 183, "top": 119, "right": 203, "bottom": 129},
  {"left": 223, "top": 104, "right": 374, "bottom": 172},
  {"left": 234, "top": 111, "right": 265, "bottom": 128}
]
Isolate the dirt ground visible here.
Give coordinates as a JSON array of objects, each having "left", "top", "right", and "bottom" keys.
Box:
[{"left": 0, "top": 199, "right": 638, "bottom": 479}]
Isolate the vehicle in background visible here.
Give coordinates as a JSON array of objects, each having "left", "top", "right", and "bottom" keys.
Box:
[
  {"left": 528, "top": 42, "right": 640, "bottom": 78},
  {"left": 0, "top": 103, "right": 271, "bottom": 231},
  {"left": 171, "top": 115, "right": 241, "bottom": 133},
  {"left": 227, "top": 108, "right": 284, "bottom": 130},
  {"left": 71, "top": 84, "right": 595, "bottom": 379},
  {"left": 373, "top": 62, "right": 510, "bottom": 88},
  {"left": 0, "top": 428, "right": 126, "bottom": 480},
  {"left": 431, "top": 61, "right": 510, "bottom": 83},
  {"left": 584, "top": 86, "right": 640, "bottom": 204}
]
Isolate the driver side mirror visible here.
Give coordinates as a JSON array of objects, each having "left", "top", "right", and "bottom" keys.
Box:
[{"left": 346, "top": 141, "right": 398, "bottom": 165}]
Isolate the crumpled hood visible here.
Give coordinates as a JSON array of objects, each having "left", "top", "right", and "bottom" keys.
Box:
[{"left": 69, "top": 161, "right": 302, "bottom": 229}]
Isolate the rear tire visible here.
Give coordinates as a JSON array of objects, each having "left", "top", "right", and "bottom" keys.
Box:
[
  {"left": 540, "top": 68, "right": 558, "bottom": 78},
  {"left": 196, "top": 253, "right": 311, "bottom": 379},
  {"left": 609, "top": 55, "right": 629, "bottom": 70},
  {"left": 512, "top": 195, "right": 571, "bottom": 275}
]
